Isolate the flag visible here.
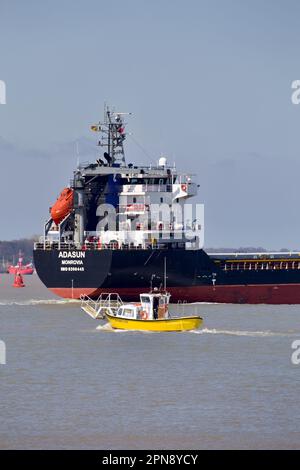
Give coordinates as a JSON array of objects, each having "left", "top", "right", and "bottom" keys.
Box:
[{"left": 90, "top": 125, "right": 100, "bottom": 132}]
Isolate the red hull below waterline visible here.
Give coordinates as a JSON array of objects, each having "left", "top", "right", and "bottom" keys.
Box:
[{"left": 50, "top": 283, "right": 300, "bottom": 304}]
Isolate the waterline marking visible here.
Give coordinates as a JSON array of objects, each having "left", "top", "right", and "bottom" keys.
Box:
[
  {"left": 291, "top": 340, "right": 300, "bottom": 365},
  {"left": 0, "top": 80, "right": 6, "bottom": 104},
  {"left": 0, "top": 340, "right": 6, "bottom": 365}
]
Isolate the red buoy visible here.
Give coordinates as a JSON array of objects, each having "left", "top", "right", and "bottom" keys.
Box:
[{"left": 13, "top": 271, "right": 25, "bottom": 288}]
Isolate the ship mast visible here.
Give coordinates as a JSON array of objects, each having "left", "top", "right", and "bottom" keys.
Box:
[{"left": 93, "top": 105, "right": 131, "bottom": 166}]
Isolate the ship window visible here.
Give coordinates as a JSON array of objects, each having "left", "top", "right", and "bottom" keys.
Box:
[
  {"left": 160, "top": 197, "right": 163, "bottom": 203},
  {"left": 133, "top": 197, "right": 137, "bottom": 203},
  {"left": 124, "top": 308, "right": 134, "bottom": 318},
  {"left": 141, "top": 296, "right": 151, "bottom": 303}
]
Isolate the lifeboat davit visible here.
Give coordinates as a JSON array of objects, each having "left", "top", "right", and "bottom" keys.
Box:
[{"left": 50, "top": 188, "right": 74, "bottom": 225}]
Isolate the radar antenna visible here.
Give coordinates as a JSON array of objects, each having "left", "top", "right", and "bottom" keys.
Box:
[{"left": 90, "top": 105, "right": 131, "bottom": 166}]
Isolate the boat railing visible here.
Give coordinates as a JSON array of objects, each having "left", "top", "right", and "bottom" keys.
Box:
[
  {"left": 80, "top": 294, "right": 103, "bottom": 319},
  {"left": 80, "top": 292, "right": 123, "bottom": 319},
  {"left": 177, "top": 300, "right": 188, "bottom": 317}
]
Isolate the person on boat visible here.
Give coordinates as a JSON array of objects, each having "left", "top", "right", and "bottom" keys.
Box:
[{"left": 153, "top": 296, "right": 159, "bottom": 320}]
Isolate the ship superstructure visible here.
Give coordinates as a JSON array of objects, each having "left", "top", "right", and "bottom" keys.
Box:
[{"left": 40, "top": 107, "right": 201, "bottom": 253}]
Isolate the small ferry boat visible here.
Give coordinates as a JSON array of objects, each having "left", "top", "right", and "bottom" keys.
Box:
[{"left": 80, "top": 290, "right": 203, "bottom": 332}]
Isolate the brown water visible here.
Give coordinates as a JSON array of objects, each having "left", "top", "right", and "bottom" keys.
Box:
[{"left": 0, "top": 273, "right": 300, "bottom": 449}]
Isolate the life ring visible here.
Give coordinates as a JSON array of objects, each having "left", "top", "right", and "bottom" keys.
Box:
[
  {"left": 181, "top": 184, "right": 187, "bottom": 192},
  {"left": 158, "top": 305, "right": 167, "bottom": 317},
  {"left": 140, "top": 311, "right": 148, "bottom": 320}
]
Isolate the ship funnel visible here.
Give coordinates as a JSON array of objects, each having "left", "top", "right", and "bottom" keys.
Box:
[{"left": 158, "top": 156, "right": 167, "bottom": 167}]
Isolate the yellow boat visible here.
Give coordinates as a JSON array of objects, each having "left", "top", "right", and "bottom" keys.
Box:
[
  {"left": 101, "top": 291, "right": 203, "bottom": 332},
  {"left": 105, "top": 310, "right": 202, "bottom": 332},
  {"left": 81, "top": 290, "right": 203, "bottom": 332}
]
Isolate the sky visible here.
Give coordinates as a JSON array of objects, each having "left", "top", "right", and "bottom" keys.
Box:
[{"left": 1, "top": 0, "right": 300, "bottom": 248}]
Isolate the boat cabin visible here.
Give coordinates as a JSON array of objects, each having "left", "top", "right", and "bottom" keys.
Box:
[{"left": 115, "top": 291, "right": 170, "bottom": 320}]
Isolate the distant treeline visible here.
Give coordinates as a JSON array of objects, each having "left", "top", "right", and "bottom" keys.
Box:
[
  {"left": 0, "top": 237, "right": 38, "bottom": 265},
  {"left": 206, "top": 247, "right": 292, "bottom": 253}
]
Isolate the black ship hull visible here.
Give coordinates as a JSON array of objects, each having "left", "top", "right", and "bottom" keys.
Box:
[{"left": 33, "top": 248, "right": 300, "bottom": 304}]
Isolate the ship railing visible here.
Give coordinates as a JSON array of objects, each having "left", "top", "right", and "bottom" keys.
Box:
[
  {"left": 34, "top": 240, "right": 188, "bottom": 251},
  {"left": 34, "top": 241, "right": 81, "bottom": 250},
  {"left": 95, "top": 292, "right": 123, "bottom": 308},
  {"left": 80, "top": 294, "right": 104, "bottom": 319},
  {"left": 118, "top": 204, "right": 149, "bottom": 214},
  {"left": 209, "top": 252, "right": 300, "bottom": 258},
  {"left": 82, "top": 241, "right": 170, "bottom": 250},
  {"left": 222, "top": 260, "right": 300, "bottom": 271},
  {"left": 80, "top": 292, "right": 123, "bottom": 320},
  {"left": 122, "top": 184, "right": 172, "bottom": 193},
  {"left": 145, "top": 184, "right": 173, "bottom": 192}
]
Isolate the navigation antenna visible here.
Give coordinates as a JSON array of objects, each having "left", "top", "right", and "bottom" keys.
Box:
[
  {"left": 164, "top": 257, "right": 167, "bottom": 292},
  {"left": 76, "top": 141, "right": 80, "bottom": 169},
  {"left": 91, "top": 105, "right": 131, "bottom": 166}
]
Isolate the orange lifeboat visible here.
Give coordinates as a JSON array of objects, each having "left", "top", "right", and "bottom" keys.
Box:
[{"left": 50, "top": 188, "right": 74, "bottom": 225}]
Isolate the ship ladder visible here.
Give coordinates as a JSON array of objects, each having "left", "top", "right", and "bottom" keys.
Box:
[
  {"left": 80, "top": 294, "right": 105, "bottom": 319},
  {"left": 80, "top": 292, "right": 123, "bottom": 320}
]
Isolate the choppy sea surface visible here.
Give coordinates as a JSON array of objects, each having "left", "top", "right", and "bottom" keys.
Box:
[{"left": 0, "top": 273, "right": 300, "bottom": 449}]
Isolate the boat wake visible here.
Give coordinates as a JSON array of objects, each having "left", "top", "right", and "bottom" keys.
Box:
[
  {"left": 94, "top": 324, "right": 295, "bottom": 337},
  {"left": 0, "top": 299, "right": 80, "bottom": 306},
  {"left": 95, "top": 323, "right": 125, "bottom": 333},
  {"left": 191, "top": 328, "right": 296, "bottom": 337}
]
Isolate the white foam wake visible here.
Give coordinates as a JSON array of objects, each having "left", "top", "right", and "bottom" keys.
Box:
[
  {"left": 96, "top": 323, "right": 135, "bottom": 333},
  {"left": 191, "top": 328, "right": 294, "bottom": 337},
  {"left": 94, "top": 323, "right": 296, "bottom": 336},
  {"left": 0, "top": 299, "right": 80, "bottom": 306},
  {"left": 94, "top": 324, "right": 292, "bottom": 337}
]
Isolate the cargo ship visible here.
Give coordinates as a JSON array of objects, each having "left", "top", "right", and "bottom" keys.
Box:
[{"left": 33, "top": 107, "right": 300, "bottom": 304}]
